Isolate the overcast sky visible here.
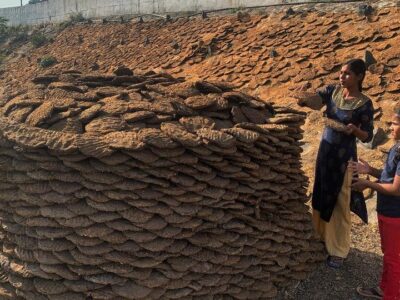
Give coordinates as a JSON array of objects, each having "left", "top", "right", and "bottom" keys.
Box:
[{"left": 0, "top": 0, "right": 30, "bottom": 8}]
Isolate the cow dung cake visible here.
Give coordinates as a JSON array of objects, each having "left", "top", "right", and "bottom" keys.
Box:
[{"left": 0, "top": 68, "right": 324, "bottom": 299}]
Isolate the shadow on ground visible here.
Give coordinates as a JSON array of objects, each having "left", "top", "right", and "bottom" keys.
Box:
[{"left": 278, "top": 248, "right": 382, "bottom": 300}]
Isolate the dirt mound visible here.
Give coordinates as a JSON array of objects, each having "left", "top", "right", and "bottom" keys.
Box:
[{"left": 0, "top": 69, "right": 324, "bottom": 299}]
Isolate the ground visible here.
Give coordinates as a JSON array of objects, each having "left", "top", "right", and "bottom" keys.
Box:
[{"left": 278, "top": 197, "right": 382, "bottom": 300}]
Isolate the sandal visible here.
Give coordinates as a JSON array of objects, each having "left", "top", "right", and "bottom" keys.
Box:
[
  {"left": 356, "top": 286, "right": 383, "bottom": 299},
  {"left": 326, "top": 255, "right": 344, "bottom": 269}
]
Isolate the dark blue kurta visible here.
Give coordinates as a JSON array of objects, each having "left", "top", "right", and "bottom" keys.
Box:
[
  {"left": 312, "top": 85, "right": 374, "bottom": 223},
  {"left": 377, "top": 143, "right": 400, "bottom": 218}
]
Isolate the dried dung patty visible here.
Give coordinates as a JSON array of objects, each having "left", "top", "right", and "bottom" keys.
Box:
[{"left": 0, "top": 69, "right": 323, "bottom": 299}]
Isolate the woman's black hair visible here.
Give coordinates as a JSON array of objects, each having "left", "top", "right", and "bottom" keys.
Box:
[{"left": 345, "top": 59, "right": 367, "bottom": 91}]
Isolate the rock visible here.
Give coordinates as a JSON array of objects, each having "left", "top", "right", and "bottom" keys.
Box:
[
  {"left": 358, "top": 4, "right": 374, "bottom": 16},
  {"left": 113, "top": 66, "right": 133, "bottom": 76},
  {"left": 286, "top": 7, "right": 295, "bottom": 16},
  {"left": 364, "top": 50, "right": 377, "bottom": 69},
  {"left": 269, "top": 49, "right": 278, "bottom": 58},
  {"left": 90, "top": 62, "right": 99, "bottom": 71},
  {"left": 237, "top": 11, "right": 251, "bottom": 23},
  {"left": 32, "top": 75, "right": 59, "bottom": 84},
  {"left": 171, "top": 40, "right": 179, "bottom": 50}
]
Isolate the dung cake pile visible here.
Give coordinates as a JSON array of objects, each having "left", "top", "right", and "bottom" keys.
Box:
[{"left": 0, "top": 68, "right": 324, "bottom": 299}]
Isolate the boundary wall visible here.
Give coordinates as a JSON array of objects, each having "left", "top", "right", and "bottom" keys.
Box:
[{"left": 0, "top": 0, "right": 356, "bottom": 26}]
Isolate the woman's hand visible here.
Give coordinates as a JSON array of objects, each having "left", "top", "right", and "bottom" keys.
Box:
[
  {"left": 294, "top": 94, "right": 324, "bottom": 110},
  {"left": 351, "top": 177, "right": 370, "bottom": 192},
  {"left": 288, "top": 85, "right": 323, "bottom": 109},
  {"left": 348, "top": 158, "right": 371, "bottom": 175},
  {"left": 345, "top": 123, "right": 358, "bottom": 135},
  {"left": 345, "top": 123, "right": 370, "bottom": 142}
]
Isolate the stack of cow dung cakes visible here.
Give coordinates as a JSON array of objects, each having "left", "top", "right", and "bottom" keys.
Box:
[{"left": 0, "top": 67, "right": 324, "bottom": 299}]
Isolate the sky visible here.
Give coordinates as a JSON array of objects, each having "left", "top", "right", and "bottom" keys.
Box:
[{"left": 0, "top": 0, "right": 30, "bottom": 8}]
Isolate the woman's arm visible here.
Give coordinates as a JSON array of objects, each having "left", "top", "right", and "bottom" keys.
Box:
[
  {"left": 346, "top": 124, "right": 369, "bottom": 142},
  {"left": 351, "top": 100, "right": 374, "bottom": 143},
  {"left": 367, "top": 166, "right": 383, "bottom": 179},
  {"left": 348, "top": 158, "right": 382, "bottom": 179},
  {"left": 293, "top": 92, "right": 324, "bottom": 110},
  {"left": 352, "top": 175, "right": 400, "bottom": 197},
  {"left": 290, "top": 85, "right": 335, "bottom": 110}
]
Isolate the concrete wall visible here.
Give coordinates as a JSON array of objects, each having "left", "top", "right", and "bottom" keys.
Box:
[{"left": 0, "top": 0, "right": 345, "bottom": 26}]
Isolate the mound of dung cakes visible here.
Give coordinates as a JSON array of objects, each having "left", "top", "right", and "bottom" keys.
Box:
[{"left": 0, "top": 67, "right": 324, "bottom": 299}]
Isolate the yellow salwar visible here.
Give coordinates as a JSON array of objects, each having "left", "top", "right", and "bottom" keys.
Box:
[{"left": 312, "top": 167, "right": 352, "bottom": 258}]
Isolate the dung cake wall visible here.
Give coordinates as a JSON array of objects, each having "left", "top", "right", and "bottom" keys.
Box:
[{"left": 0, "top": 70, "right": 323, "bottom": 299}]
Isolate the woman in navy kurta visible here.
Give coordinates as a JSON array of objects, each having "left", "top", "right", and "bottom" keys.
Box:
[
  {"left": 297, "top": 59, "right": 374, "bottom": 268},
  {"left": 313, "top": 84, "right": 374, "bottom": 222}
]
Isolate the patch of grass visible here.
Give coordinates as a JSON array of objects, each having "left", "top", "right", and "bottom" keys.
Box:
[
  {"left": 13, "top": 32, "right": 28, "bottom": 43},
  {"left": 0, "top": 17, "right": 8, "bottom": 34},
  {"left": 57, "top": 12, "right": 86, "bottom": 31},
  {"left": 8, "top": 24, "right": 29, "bottom": 35},
  {"left": 31, "top": 32, "right": 48, "bottom": 48},
  {"left": 231, "top": 6, "right": 245, "bottom": 13},
  {"left": 0, "top": 53, "right": 6, "bottom": 64},
  {"left": 39, "top": 55, "right": 57, "bottom": 68},
  {"left": 69, "top": 12, "right": 85, "bottom": 23},
  {"left": 57, "top": 21, "right": 70, "bottom": 32},
  {"left": 8, "top": 25, "right": 29, "bottom": 43},
  {"left": 0, "top": 17, "right": 8, "bottom": 42}
]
